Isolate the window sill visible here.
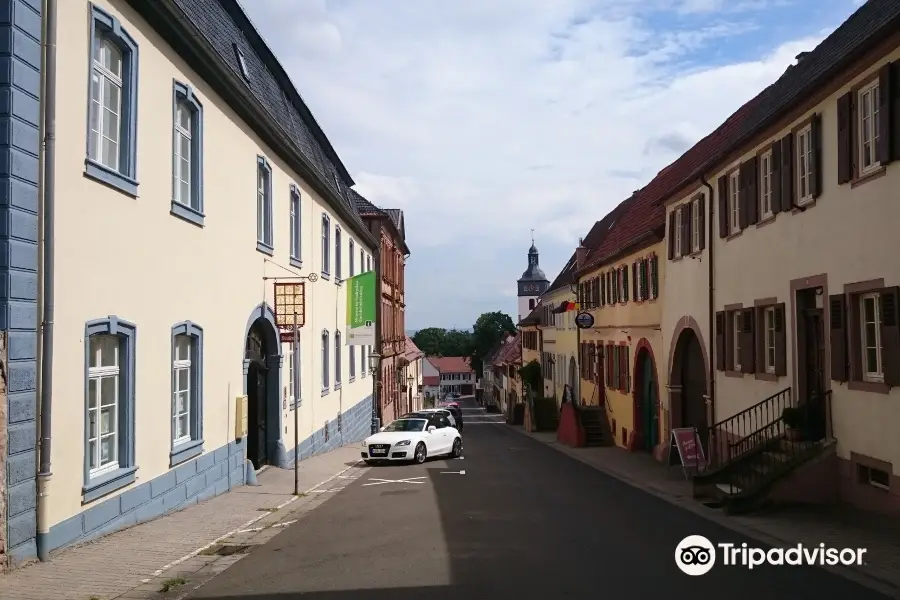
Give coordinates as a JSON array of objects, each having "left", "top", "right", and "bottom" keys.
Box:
[
  {"left": 755, "top": 214, "right": 776, "bottom": 228},
  {"left": 321, "top": 388, "right": 330, "bottom": 397},
  {"left": 851, "top": 166, "right": 886, "bottom": 189},
  {"left": 170, "top": 439, "right": 204, "bottom": 467},
  {"left": 334, "top": 382, "right": 342, "bottom": 390},
  {"left": 794, "top": 197, "right": 816, "bottom": 210},
  {"left": 726, "top": 230, "right": 743, "bottom": 241},
  {"left": 171, "top": 200, "right": 205, "bottom": 227},
  {"left": 334, "top": 277, "right": 343, "bottom": 285},
  {"left": 82, "top": 465, "right": 138, "bottom": 504},
  {"left": 349, "top": 376, "right": 356, "bottom": 383},
  {"left": 290, "top": 257, "right": 303, "bottom": 269},
  {"left": 256, "top": 241, "right": 275, "bottom": 256},
  {"left": 320, "top": 272, "right": 331, "bottom": 281},
  {"left": 84, "top": 159, "right": 139, "bottom": 197},
  {"left": 755, "top": 372, "right": 779, "bottom": 382},
  {"left": 848, "top": 379, "right": 890, "bottom": 395},
  {"left": 290, "top": 398, "right": 301, "bottom": 410}
]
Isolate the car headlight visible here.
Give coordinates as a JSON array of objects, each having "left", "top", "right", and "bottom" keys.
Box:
[{"left": 395, "top": 440, "right": 411, "bottom": 446}]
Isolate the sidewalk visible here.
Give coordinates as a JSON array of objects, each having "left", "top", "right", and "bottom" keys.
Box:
[
  {"left": 511, "top": 426, "right": 900, "bottom": 598},
  {"left": 0, "top": 445, "right": 365, "bottom": 600}
]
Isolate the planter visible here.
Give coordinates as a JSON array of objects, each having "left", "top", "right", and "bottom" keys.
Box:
[{"left": 785, "top": 426, "right": 803, "bottom": 441}]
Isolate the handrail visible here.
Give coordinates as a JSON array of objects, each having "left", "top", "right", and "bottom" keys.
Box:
[{"left": 706, "top": 387, "right": 791, "bottom": 469}]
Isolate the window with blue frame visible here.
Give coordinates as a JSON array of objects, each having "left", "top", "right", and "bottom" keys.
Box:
[
  {"left": 290, "top": 185, "right": 301, "bottom": 266},
  {"left": 83, "top": 316, "right": 137, "bottom": 502},
  {"left": 321, "top": 214, "right": 331, "bottom": 276},
  {"left": 349, "top": 334, "right": 356, "bottom": 381},
  {"left": 257, "top": 156, "right": 273, "bottom": 253},
  {"left": 322, "top": 329, "right": 330, "bottom": 393},
  {"left": 359, "top": 248, "right": 364, "bottom": 276},
  {"left": 335, "top": 225, "right": 342, "bottom": 281},
  {"left": 85, "top": 5, "right": 140, "bottom": 197},
  {"left": 335, "top": 330, "right": 342, "bottom": 387},
  {"left": 171, "top": 81, "right": 204, "bottom": 226},
  {"left": 170, "top": 321, "right": 204, "bottom": 466}
]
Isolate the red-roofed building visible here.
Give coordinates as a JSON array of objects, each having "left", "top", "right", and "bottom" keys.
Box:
[
  {"left": 427, "top": 356, "right": 476, "bottom": 396},
  {"left": 401, "top": 336, "right": 426, "bottom": 413}
]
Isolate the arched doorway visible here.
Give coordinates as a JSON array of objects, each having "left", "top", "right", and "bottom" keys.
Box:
[
  {"left": 634, "top": 347, "right": 659, "bottom": 452},
  {"left": 243, "top": 305, "right": 282, "bottom": 470},
  {"left": 568, "top": 356, "right": 578, "bottom": 404},
  {"left": 670, "top": 327, "right": 708, "bottom": 453}
]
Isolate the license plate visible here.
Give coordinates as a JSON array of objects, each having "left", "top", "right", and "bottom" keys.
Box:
[{"left": 371, "top": 448, "right": 386, "bottom": 455}]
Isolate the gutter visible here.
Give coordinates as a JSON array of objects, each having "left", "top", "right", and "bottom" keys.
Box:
[
  {"left": 37, "top": 0, "right": 58, "bottom": 562},
  {"left": 700, "top": 174, "right": 716, "bottom": 434}
]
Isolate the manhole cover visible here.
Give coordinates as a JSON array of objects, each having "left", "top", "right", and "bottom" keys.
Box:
[{"left": 200, "top": 543, "right": 254, "bottom": 556}]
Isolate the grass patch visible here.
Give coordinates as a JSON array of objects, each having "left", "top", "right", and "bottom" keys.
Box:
[{"left": 158, "top": 577, "right": 187, "bottom": 593}]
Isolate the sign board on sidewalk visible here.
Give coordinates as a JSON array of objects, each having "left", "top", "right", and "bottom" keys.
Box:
[
  {"left": 667, "top": 427, "right": 707, "bottom": 478},
  {"left": 575, "top": 311, "right": 594, "bottom": 329}
]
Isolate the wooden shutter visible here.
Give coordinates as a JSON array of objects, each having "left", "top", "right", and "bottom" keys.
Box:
[
  {"left": 879, "top": 287, "right": 900, "bottom": 386},
  {"left": 681, "top": 203, "right": 692, "bottom": 255},
  {"left": 715, "top": 311, "right": 725, "bottom": 371},
  {"left": 877, "top": 64, "right": 893, "bottom": 165},
  {"left": 600, "top": 273, "right": 605, "bottom": 307},
  {"left": 623, "top": 265, "right": 629, "bottom": 302},
  {"left": 618, "top": 345, "right": 626, "bottom": 392},
  {"left": 651, "top": 256, "right": 659, "bottom": 299},
  {"left": 698, "top": 195, "right": 706, "bottom": 250},
  {"left": 746, "top": 156, "right": 759, "bottom": 225},
  {"left": 892, "top": 62, "right": 900, "bottom": 163},
  {"left": 780, "top": 133, "right": 794, "bottom": 211},
  {"left": 717, "top": 175, "right": 728, "bottom": 238},
  {"left": 740, "top": 307, "right": 756, "bottom": 374},
  {"left": 829, "top": 294, "right": 848, "bottom": 382},
  {"left": 774, "top": 303, "right": 787, "bottom": 376},
  {"left": 837, "top": 92, "right": 853, "bottom": 184},
  {"left": 668, "top": 211, "right": 676, "bottom": 259},
  {"left": 738, "top": 162, "right": 750, "bottom": 230},
  {"left": 810, "top": 113, "right": 822, "bottom": 198},
  {"left": 771, "top": 140, "right": 783, "bottom": 211},
  {"left": 632, "top": 262, "right": 638, "bottom": 300},
  {"left": 611, "top": 343, "right": 619, "bottom": 389}
]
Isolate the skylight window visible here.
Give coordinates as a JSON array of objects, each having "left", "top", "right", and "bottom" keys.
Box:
[{"left": 233, "top": 43, "right": 250, "bottom": 81}]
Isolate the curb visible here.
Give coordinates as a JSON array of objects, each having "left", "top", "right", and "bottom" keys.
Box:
[{"left": 505, "top": 425, "right": 900, "bottom": 599}]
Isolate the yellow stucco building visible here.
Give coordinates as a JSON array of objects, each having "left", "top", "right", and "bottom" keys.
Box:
[{"left": 537, "top": 262, "right": 578, "bottom": 401}]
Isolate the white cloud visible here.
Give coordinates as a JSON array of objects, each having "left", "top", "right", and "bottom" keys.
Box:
[{"left": 239, "top": 0, "right": 858, "bottom": 327}]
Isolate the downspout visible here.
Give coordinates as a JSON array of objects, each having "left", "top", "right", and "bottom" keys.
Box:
[
  {"left": 37, "top": 0, "right": 58, "bottom": 562},
  {"left": 699, "top": 174, "right": 716, "bottom": 433},
  {"left": 371, "top": 223, "right": 382, "bottom": 433}
]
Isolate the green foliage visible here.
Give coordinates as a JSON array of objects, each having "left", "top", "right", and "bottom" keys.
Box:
[
  {"left": 519, "top": 360, "right": 542, "bottom": 391},
  {"left": 469, "top": 311, "right": 517, "bottom": 378},
  {"left": 412, "top": 327, "right": 473, "bottom": 357}
]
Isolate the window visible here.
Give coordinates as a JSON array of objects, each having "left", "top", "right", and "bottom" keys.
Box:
[
  {"left": 796, "top": 125, "right": 813, "bottom": 204},
  {"left": 763, "top": 307, "right": 776, "bottom": 374},
  {"left": 234, "top": 43, "right": 251, "bottom": 81},
  {"left": 861, "top": 293, "right": 883, "bottom": 382},
  {"left": 171, "top": 321, "right": 204, "bottom": 466},
  {"left": 360, "top": 248, "right": 365, "bottom": 275},
  {"left": 321, "top": 330, "right": 330, "bottom": 393},
  {"left": 691, "top": 197, "right": 700, "bottom": 252},
  {"left": 256, "top": 156, "right": 273, "bottom": 253},
  {"left": 287, "top": 347, "right": 301, "bottom": 409},
  {"left": 171, "top": 82, "right": 204, "bottom": 225},
  {"left": 335, "top": 225, "right": 343, "bottom": 281},
  {"left": 349, "top": 239, "right": 355, "bottom": 276},
  {"left": 321, "top": 214, "right": 331, "bottom": 276},
  {"left": 732, "top": 311, "right": 742, "bottom": 372},
  {"left": 86, "top": 6, "right": 139, "bottom": 196},
  {"left": 673, "top": 206, "right": 683, "bottom": 257},
  {"left": 335, "top": 330, "right": 343, "bottom": 387},
  {"left": 349, "top": 337, "right": 356, "bottom": 380},
  {"left": 366, "top": 254, "right": 372, "bottom": 273},
  {"left": 289, "top": 185, "right": 301, "bottom": 266},
  {"left": 83, "top": 316, "right": 137, "bottom": 502},
  {"left": 858, "top": 81, "right": 881, "bottom": 176},
  {"left": 729, "top": 170, "right": 740, "bottom": 234},
  {"left": 857, "top": 464, "right": 890, "bottom": 491},
  {"left": 760, "top": 150, "right": 773, "bottom": 219}
]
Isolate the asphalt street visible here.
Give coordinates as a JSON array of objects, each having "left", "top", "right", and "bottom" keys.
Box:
[{"left": 187, "top": 398, "right": 891, "bottom": 600}]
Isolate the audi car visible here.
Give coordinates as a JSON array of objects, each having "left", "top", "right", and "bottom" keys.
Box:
[{"left": 361, "top": 414, "right": 462, "bottom": 464}]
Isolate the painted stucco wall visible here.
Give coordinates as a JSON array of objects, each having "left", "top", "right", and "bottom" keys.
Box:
[
  {"left": 30, "top": 0, "right": 375, "bottom": 558},
  {"left": 710, "top": 43, "right": 900, "bottom": 471},
  {"left": 540, "top": 287, "right": 576, "bottom": 399},
  {"left": 579, "top": 242, "right": 666, "bottom": 448},
  {"left": 520, "top": 324, "right": 540, "bottom": 370}
]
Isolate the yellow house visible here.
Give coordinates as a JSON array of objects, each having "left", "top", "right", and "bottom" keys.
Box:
[
  {"left": 538, "top": 262, "right": 579, "bottom": 401},
  {"left": 518, "top": 305, "right": 542, "bottom": 372},
  {"left": 574, "top": 192, "right": 668, "bottom": 455}
]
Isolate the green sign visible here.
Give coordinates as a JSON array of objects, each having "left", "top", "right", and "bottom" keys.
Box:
[{"left": 346, "top": 271, "right": 376, "bottom": 345}]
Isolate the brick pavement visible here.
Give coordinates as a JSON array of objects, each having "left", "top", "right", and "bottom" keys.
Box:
[
  {"left": 0, "top": 444, "right": 365, "bottom": 600},
  {"left": 512, "top": 427, "right": 900, "bottom": 598}
]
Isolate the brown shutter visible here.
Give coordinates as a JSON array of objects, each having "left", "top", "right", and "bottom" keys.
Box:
[
  {"left": 599, "top": 273, "right": 605, "bottom": 306},
  {"left": 877, "top": 64, "right": 893, "bottom": 165},
  {"left": 746, "top": 156, "right": 759, "bottom": 225},
  {"left": 606, "top": 343, "right": 612, "bottom": 388},
  {"left": 623, "top": 265, "right": 629, "bottom": 302},
  {"left": 879, "top": 287, "right": 900, "bottom": 386},
  {"left": 829, "top": 294, "right": 848, "bottom": 382},
  {"left": 774, "top": 303, "right": 787, "bottom": 376},
  {"left": 668, "top": 211, "right": 676, "bottom": 259},
  {"left": 738, "top": 162, "right": 750, "bottom": 230},
  {"left": 810, "top": 113, "right": 822, "bottom": 198},
  {"left": 892, "top": 63, "right": 900, "bottom": 162},
  {"left": 632, "top": 262, "right": 638, "bottom": 300},
  {"left": 681, "top": 204, "right": 692, "bottom": 255},
  {"left": 650, "top": 256, "right": 659, "bottom": 299},
  {"left": 837, "top": 92, "right": 853, "bottom": 184},
  {"left": 624, "top": 347, "right": 630, "bottom": 393},
  {"left": 740, "top": 307, "right": 756, "bottom": 374},
  {"left": 717, "top": 175, "right": 728, "bottom": 238},
  {"left": 780, "top": 133, "right": 794, "bottom": 211},
  {"left": 698, "top": 194, "right": 706, "bottom": 250},
  {"left": 715, "top": 311, "right": 725, "bottom": 371},
  {"left": 619, "top": 345, "right": 627, "bottom": 392},
  {"left": 770, "top": 140, "right": 783, "bottom": 211}
]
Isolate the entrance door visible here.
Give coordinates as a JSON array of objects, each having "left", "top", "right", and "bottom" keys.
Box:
[
  {"left": 247, "top": 361, "right": 269, "bottom": 469},
  {"left": 802, "top": 308, "right": 827, "bottom": 440},
  {"left": 681, "top": 333, "right": 708, "bottom": 453},
  {"left": 641, "top": 354, "right": 658, "bottom": 451}
]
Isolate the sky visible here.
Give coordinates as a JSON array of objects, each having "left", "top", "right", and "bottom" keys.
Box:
[{"left": 241, "top": 0, "right": 864, "bottom": 331}]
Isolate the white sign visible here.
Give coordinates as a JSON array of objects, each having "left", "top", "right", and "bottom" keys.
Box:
[{"left": 347, "top": 322, "right": 375, "bottom": 346}]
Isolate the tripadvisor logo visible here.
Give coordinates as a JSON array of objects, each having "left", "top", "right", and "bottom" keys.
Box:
[{"left": 675, "top": 535, "right": 867, "bottom": 575}]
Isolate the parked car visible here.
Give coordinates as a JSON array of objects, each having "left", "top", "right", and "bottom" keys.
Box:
[
  {"left": 361, "top": 415, "right": 462, "bottom": 464},
  {"left": 408, "top": 406, "right": 463, "bottom": 432}
]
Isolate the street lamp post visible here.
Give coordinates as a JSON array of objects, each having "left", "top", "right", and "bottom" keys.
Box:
[
  {"left": 369, "top": 352, "right": 381, "bottom": 434},
  {"left": 407, "top": 374, "right": 415, "bottom": 412}
]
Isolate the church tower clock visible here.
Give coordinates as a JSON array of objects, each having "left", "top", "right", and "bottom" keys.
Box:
[{"left": 517, "top": 233, "right": 550, "bottom": 322}]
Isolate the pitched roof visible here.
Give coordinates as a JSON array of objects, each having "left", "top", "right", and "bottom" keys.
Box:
[
  {"left": 427, "top": 356, "right": 473, "bottom": 373},
  {"left": 483, "top": 334, "right": 512, "bottom": 365},
  {"left": 549, "top": 203, "right": 633, "bottom": 288},
  {"left": 349, "top": 189, "right": 410, "bottom": 254},
  {"left": 495, "top": 332, "right": 522, "bottom": 365},
  {"left": 423, "top": 375, "right": 439, "bottom": 386},
  {"left": 404, "top": 336, "right": 424, "bottom": 361},
  {"left": 135, "top": 0, "right": 375, "bottom": 247},
  {"left": 518, "top": 303, "right": 543, "bottom": 327}
]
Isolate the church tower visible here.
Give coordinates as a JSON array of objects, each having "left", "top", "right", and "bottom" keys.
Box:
[{"left": 517, "top": 233, "right": 550, "bottom": 322}]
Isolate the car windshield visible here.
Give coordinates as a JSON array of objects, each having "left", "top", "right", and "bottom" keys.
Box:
[{"left": 382, "top": 419, "right": 427, "bottom": 432}]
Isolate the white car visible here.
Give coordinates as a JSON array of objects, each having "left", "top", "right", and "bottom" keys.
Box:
[
  {"left": 410, "top": 407, "right": 457, "bottom": 428},
  {"left": 361, "top": 414, "right": 462, "bottom": 464}
]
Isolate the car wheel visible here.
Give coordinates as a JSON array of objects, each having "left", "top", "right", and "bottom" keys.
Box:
[
  {"left": 414, "top": 442, "right": 427, "bottom": 464},
  {"left": 451, "top": 438, "right": 462, "bottom": 458}
]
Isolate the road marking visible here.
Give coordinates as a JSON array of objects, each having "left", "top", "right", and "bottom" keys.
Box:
[
  {"left": 237, "top": 526, "right": 264, "bottom": 533},
  {"left": 272, "top": 520, "right": 297, "bottom": 528},
  {"left": 441, "top": 470, "right": 466, "bottom": 475},
  {"left": 310, "top": 489, "right": 338, "bottom": 493},
  {"left": 362, "top": 476, "right": 426, "bottom": 487}
]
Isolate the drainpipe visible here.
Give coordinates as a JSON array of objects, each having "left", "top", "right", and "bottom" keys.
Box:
[
  {"left": 699, "top": 174, "right": 716, "bottom": 432},
  {"left": 371, "top": 225, "right": 382, "bottom": 434},
  {"left": 36, "top": 0, "right": 58, "bottom": 562}
]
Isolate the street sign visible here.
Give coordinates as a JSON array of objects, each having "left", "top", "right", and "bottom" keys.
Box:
[
  {"left": 273, "top": 282, "right": 306, "bottom": 342},
  {"left": 575, "top": 311, "right": 594, "bottom": 329}
]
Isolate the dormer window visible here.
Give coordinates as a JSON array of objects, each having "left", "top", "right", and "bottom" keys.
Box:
[{"left": 233, "top": 44, "right": 250, "bottom": 81}]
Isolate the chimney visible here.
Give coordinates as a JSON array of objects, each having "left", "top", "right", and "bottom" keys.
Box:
[
  {"left": 575, "top": 237, "right": 587, "bottom": 270},
  {"left": 795, "top": 51, "right": 810, "bottom": 63}
]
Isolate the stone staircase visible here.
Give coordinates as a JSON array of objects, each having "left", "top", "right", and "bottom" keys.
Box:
[{"left": 578, "top": 406, "right": 612, "bottom": 447}]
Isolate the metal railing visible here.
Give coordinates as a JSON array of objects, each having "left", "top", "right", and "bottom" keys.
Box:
[{"left": 706, "top": 388, "right": 791, "bottom": 471}]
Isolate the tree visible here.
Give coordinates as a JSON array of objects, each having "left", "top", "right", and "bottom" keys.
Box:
[
  {"left": 519, "top": 360, "right": 542, "bottom": 392},
  {"left": 412, "top": 327, "right": 473, "bottom": 357},
  {"left": 468, "top": 311, "right": 516, "bottom": 377}
]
